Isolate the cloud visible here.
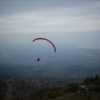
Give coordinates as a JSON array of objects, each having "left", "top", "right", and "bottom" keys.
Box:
[{"left": 0, "top": 0, "right": 100, "bottom": 34}]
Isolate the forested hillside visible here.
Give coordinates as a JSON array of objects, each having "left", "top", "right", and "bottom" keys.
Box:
[{"left": 0, "top": 75, "right": 100, "bottom": 100}]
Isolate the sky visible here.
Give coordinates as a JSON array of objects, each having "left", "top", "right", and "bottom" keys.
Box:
[{"left": 0, "top": 0, "right": 100, "bottom": 48}]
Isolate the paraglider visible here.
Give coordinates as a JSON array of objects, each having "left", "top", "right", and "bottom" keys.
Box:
[
  {"left": 37, "top": 58, "right": 40, "bottom": 61},
  {"left": 32, "top": 38, "right": 56, "bottom": 61}
]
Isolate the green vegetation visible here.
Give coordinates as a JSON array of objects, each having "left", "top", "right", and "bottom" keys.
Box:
[
  {"left": 48, "top": 93, "right": 100, "bottom": 100},
  {"left": 0, "top": 79, "right": 7, "bottom": 100},
  {"left": 0, "top": 75, "right": 100, "bottom": 100},
  {"left": 31, "top": 86, "right": 62, "bottom": 100},
  {"left": 30, "top": 75, "right": 100, "bottom": 100},
  {"left": 83, "top": 74, "right": 100, "bottom": 85},
  {"left": 82, "top": 75, "right": 100, "bottom": 92},
  {"left": 31, "top": 83, "right": 79, "bottom": 100}
]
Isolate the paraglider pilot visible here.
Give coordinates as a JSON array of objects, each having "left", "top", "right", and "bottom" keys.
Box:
[{"left": 37, "top": 58, "right": 40, "bottom": 61}]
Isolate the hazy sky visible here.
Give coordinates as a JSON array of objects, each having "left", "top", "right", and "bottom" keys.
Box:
[{"left": 0, "top": 0, "right": 100, "bottom": 48}]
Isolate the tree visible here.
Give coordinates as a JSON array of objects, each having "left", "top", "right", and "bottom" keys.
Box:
[{"left": 94, "top": 74, "right": 99, "bottom": 81}]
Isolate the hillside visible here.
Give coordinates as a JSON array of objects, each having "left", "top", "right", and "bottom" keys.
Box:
[
  {"left": 48, "top": 93, "right": 100, "bottom": 100},
  {"left": 30, "top": 75, "right": 100, "bottom": 100},
  {"left": 0, "top": 75, "right": 100, "bottom": 100}
]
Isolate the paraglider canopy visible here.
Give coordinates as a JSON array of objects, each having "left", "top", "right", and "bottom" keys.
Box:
[{"left": 32, "top": 38, "right": 56, "bottom": 52}]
